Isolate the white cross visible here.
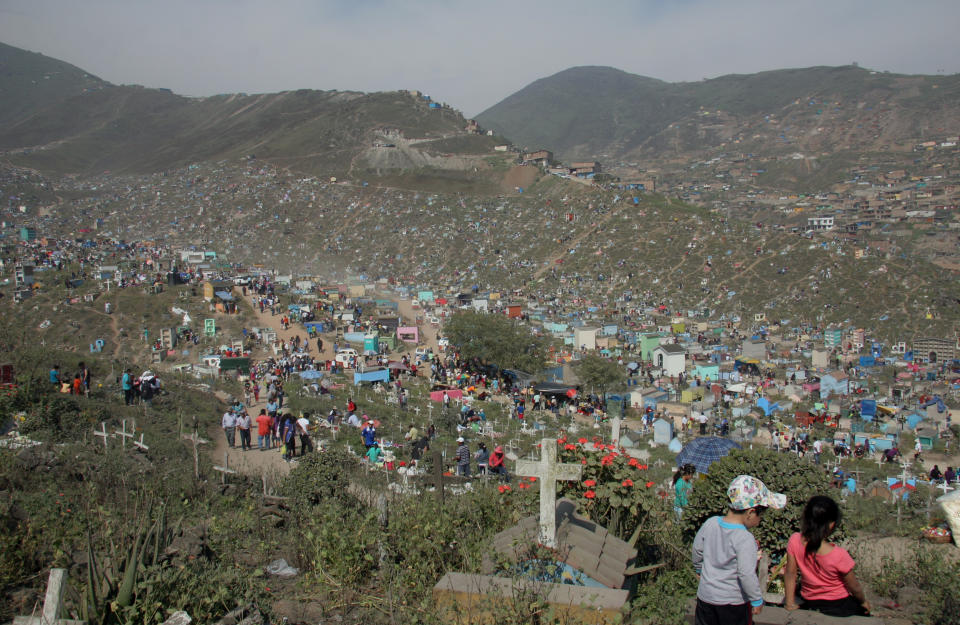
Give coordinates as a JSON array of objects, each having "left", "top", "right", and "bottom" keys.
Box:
[
  {"left": 93, "top": 422, "right": 110, "bottom": 450},
  {"left": 939, "top": 481, "right": 954, "bottom": 496},
  {"left": 133, "top": 433, "right": 149, "bottom": 452},
  {"left": 610, "top": 415, "right": 622, "bottom": 448},
  {"left": 213, "top": 451, "right": 237, "bottom": 484},
  {"left": 114, "top": 419, "right": 134, "bottom": 451},
  {"left": 515, "top": 438, "right": 584, "bottom": 548},
  {"left": 13, "top": 568, "right": 85, "bottom": 625}
]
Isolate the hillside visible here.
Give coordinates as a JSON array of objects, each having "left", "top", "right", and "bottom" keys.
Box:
[
  {"left": 0, "top": 43, "right": 505, "bottom": 189},
  {"left": 476, "top": 65, "right": 960, "bottom": 165},
  {"left": 0, "top": 42, "right": 108, "bottom": 128}
]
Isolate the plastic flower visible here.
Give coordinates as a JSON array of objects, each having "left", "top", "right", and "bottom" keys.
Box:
[
  {"left": 578, "top": 437, "right": 588, "bottom": 444},
  {"left": 498, "top": 485, "right": 511, "bottom": 493},
  {"left": 518, "top": 482, "right": 529, "bottom": 489},
  {"left": 584, "top": 490, "right": 596, "bottom": 499},
  {"left": 622, "top": 479, "right": 634, "bottom": 487},
  {"left": 528, "top": 476, "right": 537, "bottom": 482},
  {"left": 583, "top": 479, "right": 596, "bottom": 487},
  {"left": 645, "top": 481, "right": 655, "bottom": 488},
  {"left": 399, "top": 461, "right": 406, "bottom": 466},
  {"left": 565, "top": 443, "right": 576, "bottom": 451}
]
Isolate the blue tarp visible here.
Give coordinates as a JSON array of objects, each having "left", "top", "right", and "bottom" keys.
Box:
[
  {"left": 860, "top": 400, "right": 877, "bottom": 419},
  {"left": 214, "top": 291, "right": 234, "bottom": 301}
]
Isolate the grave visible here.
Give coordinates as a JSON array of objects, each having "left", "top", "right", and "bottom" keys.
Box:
[
  {"left": 13, "top": 568, "right": 85, "bottom": 625},
  {"left": 937, "top": 488, "right": 960, "bottom": 546},
  {"left": 653, "top": 418, "right": 674, "bottom": 444},
  {"left": 434, "top": 439, "right": 635, "bottom": 624}
]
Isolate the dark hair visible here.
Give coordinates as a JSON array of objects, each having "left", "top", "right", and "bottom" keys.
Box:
[{"left": 800, "top": 495, "right": 840, "bottom": 556}]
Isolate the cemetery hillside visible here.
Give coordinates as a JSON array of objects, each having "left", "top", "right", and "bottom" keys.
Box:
[{"left": 1, "top": 41, "right": 960, "bottom": 625}]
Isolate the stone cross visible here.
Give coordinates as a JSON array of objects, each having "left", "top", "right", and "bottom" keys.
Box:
[
  {"left": 93, "top": 422, "right": 110, "bottom": 450},
  {"left": 610, "top": 415, "right": 621, "bottom": 448},
  {"left": 13, "top": 568, "right": 85, "bottom": 625},
  {"left": 213, "top": 452, "right": 236, "bottom": 485},
  {"left": 515, "top": 438, "right": 584, "bottom": 548}
]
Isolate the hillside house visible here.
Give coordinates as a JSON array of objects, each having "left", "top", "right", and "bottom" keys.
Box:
[
  {"left": 570, "top": 161, "right": 601, "bottom": 177},
  {"left": 523, "top": 150, "right": 553, "bottom": 166},
  {"left": 574, "top": 327, "right": 599, "bottom": 351},
  {"left": 651, "top": 344, "right": 686, "bottom": 377},
  {"left": 820, "top": 371, "right": 850, "bottom": 397}
]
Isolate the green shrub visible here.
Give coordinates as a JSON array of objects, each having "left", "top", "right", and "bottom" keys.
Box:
[
  {"left": 680, "top": 448, "right": 836, "bottom": 559},
  {"left": 16, "top": 394, "right": 108, "bottom": 442},
  {"left": 281, "top": 448, "right": 360, "bottom": 510}
]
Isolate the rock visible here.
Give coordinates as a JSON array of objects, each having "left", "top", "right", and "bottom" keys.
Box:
[
  {"left": 271, "top": 599, "right": 326, "bottom": 624},
  {"left": 214, "top": 605, "right": 263, "bottom": 625}
]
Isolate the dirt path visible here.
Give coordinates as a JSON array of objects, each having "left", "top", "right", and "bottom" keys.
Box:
[{"left": 207, "top": 288, "right": 435, "bottom": 478}]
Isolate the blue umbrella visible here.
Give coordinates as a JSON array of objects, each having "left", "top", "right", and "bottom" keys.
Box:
[
  {"left": 298, "top": 370, "right": 324, "bottom": 380},
  {"left": 676, "top": 437, "right": 742, "bottom": 474}
]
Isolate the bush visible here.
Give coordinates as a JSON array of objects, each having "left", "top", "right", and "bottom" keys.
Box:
[
  {"left": 680, "top": 448, "right": 835, "bottom": 559},
  {"left": 281, "top": 448, "right": 360, "bottom": 510},
  {"left": 16, "top": 394, "right": 108, "bottom": 442}
]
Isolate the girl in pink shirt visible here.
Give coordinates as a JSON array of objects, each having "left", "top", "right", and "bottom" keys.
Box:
[{"left": 784, "top": 496, "right": 870, "bottom": 617}]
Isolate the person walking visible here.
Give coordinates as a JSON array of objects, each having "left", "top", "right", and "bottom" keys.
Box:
[
  {"left": 236, "top": 410, "right": 252, "bottom": 451},
  {"left": 222, "top": 409, "right": 237, "bottom": 448},
  {"left": 255, "top": 409, "right": 271, "bottom": 451},
  {"left": 297, "top": 414, "right": 314, "bottom": 455}
]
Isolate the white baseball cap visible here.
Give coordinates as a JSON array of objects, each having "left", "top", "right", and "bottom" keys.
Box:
[{"left": 456, "top": 436, "right": 465, "bottom": 442}]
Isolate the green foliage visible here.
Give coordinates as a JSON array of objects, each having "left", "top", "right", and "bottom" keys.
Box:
[
  {"left": 572, "top": 354, "right": 626, "bottom": 397},
  {"left": 444, "top": 310, "right": 548, "bottom": 373},
  {"left": 16, "top": 394, "right": 109, "bottom": 442},
  {"left": 281, "top": 448, "right": 360, "bottom": 510},
  {"left": 680, "top": 447, "right": 835, "bottom": 560},
  {"left": 556, "top": 436, "right": 658, "bottom": 541},
  {"left": 867, "top": 548, "right": 960, "bottom": 625},
  {"left": 299, "top": 500, "right": 378, "bottom": 587},
  {"left": 629, "top": 569, "right": 698, "bottom": 625}
]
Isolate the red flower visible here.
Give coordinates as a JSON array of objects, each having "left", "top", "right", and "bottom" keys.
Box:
[
  {"left": 583, "top": 479, "right": 596, "bottom": 487},
  {"left": 645, "top": 481, "right": 655, "bottom": 488},
  {"left": 565, "top": 443, "right": 576, "bottom": 451},
  {"left": 581, "top": 458, "right": 587, "bottom": 464},
  {"left": 592, "top": 442, "right": 603, "bottom": 449},
  {"left": 399, "top": 461, "right": 407, "bottom": 466},
  {"left": 628, "top": 458, "right": 639, "bottom": 467},
  {"left": 622, "top": 479, "right": 634, "bottom": 487},
  {"left": 518, "top": 482, "right": 529, "bottom": 489},
  {"left": 584, "top": 490, "right": 596, "bottom": 499},
  {"left": 443, "top": 472, "right": 453, "bottom": 476},
  {"left": 498, "top": 485, "right": 511, "bottom": 493},
  {"left": 601, "top": 454, "right": 615, "bottom": 466},
  {"left": 557, "top": 437, "right": 567, "bottom": 444},
  {"left": 528, "top": 476, "right": 537, "bottom": 482},
  {"left": 606, "top": 444, "right": 616, "bottom": 450},
  {"left": 578, "top": 437, "right": 588, "bottom": 444}
]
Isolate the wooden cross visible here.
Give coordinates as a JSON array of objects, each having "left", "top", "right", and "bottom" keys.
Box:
[
  {"left": 938, "top": 481, "right": 954, "bottom": 496},
  {"left": 213, "top": 451, "right": 237, "bottom": 485},
  {"left": 93, "top": 422, "right": 110, "bottom": 451},
  {"left": 114, "top": 419, "right": 134, "bottom": 451},
  {"left": 515, "top": 438, "right": 584, "bottom": 548},
  {"left": 610, "top": 415, "right": 622, "bottom": 448},
  {"left": 133, "top": 433, "right": 149, "bottom": 452},
  {"left": 181, "top": 431, "right": 209, "bottom": 480},
  {"left": 13, "top": 568, "right": 85, "bottom": 625},
  {"left": 431, "top": 449, "right": 445, "bottom": 503}
]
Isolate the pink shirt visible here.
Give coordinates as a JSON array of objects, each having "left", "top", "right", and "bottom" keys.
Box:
[{"left": 787, "top": 532, "right": 855, "bottom": 601}]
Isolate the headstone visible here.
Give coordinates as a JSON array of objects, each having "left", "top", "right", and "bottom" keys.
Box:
[
  {"left": 13, "top": 568, "right": 85, "bottom": 625},
  {"left": 514, "top": 438, "right": 584, "bottom": 548},
  {"left": 936, "top": 488, "right": 960, "bottom": 544},
  {"left": 609, "top": 415, "right": 621, "bottom": 448},
  {"left": 653, "top": 418, "right": 673, "bottom": 444},
  {"left": 160, "top": 612, "right": 191, "bottom": 625}
]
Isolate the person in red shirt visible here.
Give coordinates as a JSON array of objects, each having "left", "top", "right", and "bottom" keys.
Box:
[
  {"left": 488, "top": 446, "right": 510, "bottom": 482},
  {"left": 255, "top": 409, "right": 272, "bottom": 451},
  {"left": 71, "top": 374, "right": 84, "bottom": 396},
  {"left": 784, "top": 496, "right": 870, "bottom": 617}
]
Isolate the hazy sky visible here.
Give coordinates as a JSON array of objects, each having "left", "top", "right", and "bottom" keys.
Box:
[{"left": 1, "top": 0, "right": 958, "bottom": 116}]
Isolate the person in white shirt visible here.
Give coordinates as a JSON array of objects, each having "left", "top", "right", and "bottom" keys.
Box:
[
  {"left": 296, "top": 415, "right": 313, "bottom": 454},
  {"left": 222, "top": 410, "right": 237, "bottom": 448}
]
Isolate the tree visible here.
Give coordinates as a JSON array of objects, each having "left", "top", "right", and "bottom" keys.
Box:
[
  {"left": 444, "top": 311, "right": 548, "bottom": 373},
  {"left": 573, "top": 353, "right": 626, "bottom": 398}
]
